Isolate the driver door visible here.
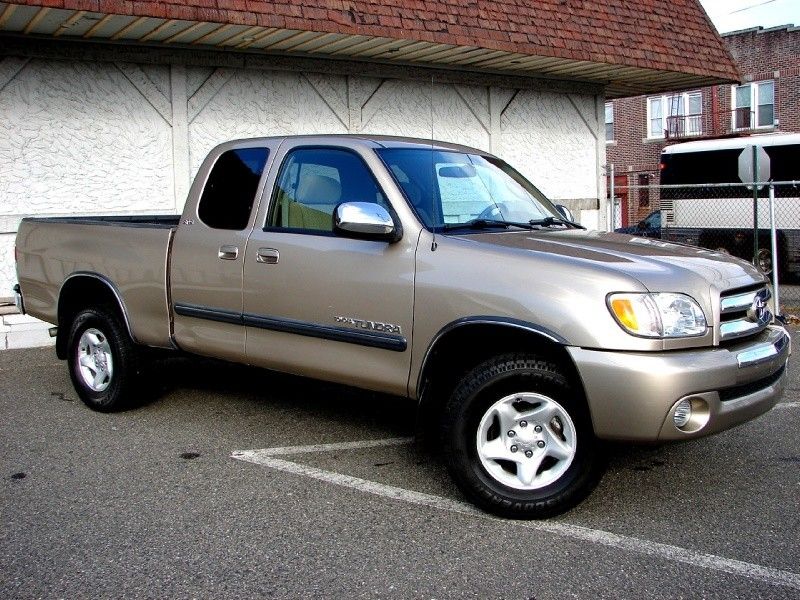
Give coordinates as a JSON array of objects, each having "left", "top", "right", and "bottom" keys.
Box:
[{"left": 242, "top": 141, "right": 417, "bottom": 396}]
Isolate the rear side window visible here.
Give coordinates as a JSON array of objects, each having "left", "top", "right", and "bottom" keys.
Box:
[{"left": 198, "top": 148, "right": 269, "bottom": 230}]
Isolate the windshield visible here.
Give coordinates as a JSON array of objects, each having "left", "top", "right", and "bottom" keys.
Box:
[{"left": 376, "top": 148, "right": 567, "bottom": 231}]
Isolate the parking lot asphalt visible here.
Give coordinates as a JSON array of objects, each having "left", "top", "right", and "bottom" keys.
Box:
[{"left": 2, "top": 327, "right": 799, "bottom": 600}]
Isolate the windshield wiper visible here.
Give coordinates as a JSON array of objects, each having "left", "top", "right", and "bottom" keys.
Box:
[
  {"left": 442, "top": 219, "right": 509, "bottom": 231},
  {"left": 529, "top": 216, "right": 585, "bottom": 229},
  {"left": 442, "top": 216, "right": 585, "bottom": 232},
  {"left": 442, "top": 219, "right": 537, "bottom": 231}
]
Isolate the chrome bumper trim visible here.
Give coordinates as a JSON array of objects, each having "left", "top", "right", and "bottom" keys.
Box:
[{"left": 737, "top": 327, "right": 791, "bottom": 368}]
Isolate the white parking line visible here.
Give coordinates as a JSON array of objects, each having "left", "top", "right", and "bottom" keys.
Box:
[
  {"left": 233, "top": 437, "right": 413, "bottom": 457},
  {"left": 232, "top": 438, "right": 800, "bottom": 591},
  {"left": 776, "top": 402, "right": 800, "bottom": 409}
]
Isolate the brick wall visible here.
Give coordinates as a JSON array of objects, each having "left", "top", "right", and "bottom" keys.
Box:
[
  {"left": 726, "top": 26, "right": 800, "bottom": 133},
  {"left": 607, "top": 25, "right": 800, "bottom": 225}
]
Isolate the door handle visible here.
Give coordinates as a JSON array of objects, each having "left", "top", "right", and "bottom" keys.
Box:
[
  {"left": 256, "top": 248, "right": 280, "bottom": 264},
  {"left": 218, "top": 245, "right": 239, "bottom": 260}
]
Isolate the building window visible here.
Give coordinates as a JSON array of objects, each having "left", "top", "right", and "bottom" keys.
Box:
[
  {"left": 647, "top": 92, "right": 702, "bottom": 139},
  {"left": 605, "top": 102, "right": 614, "bottom": 141},
  {"left": 732, "top": 80, "right": 774, "bottom": 130}
]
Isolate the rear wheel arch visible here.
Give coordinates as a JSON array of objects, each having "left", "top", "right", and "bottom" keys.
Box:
[{"left": 56, "top": 273, "right": 136, "bottom": 359}]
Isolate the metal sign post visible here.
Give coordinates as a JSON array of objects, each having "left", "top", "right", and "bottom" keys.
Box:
[
  {"left": 752, "top": 147, "right": 759, "bottom": 261},
  {"left": 738, "top": 145, "right": 771, "bottom": 266},
  {"left": 768, "top": 184, "right": 781, "bottom": 316}
]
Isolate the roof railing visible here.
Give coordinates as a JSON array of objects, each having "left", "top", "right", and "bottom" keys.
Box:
[{"left": 664, "top": 114, "right": 703, "bottom": 139}]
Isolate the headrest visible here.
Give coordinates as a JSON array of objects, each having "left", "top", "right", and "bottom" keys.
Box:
[{"left": 295, "top": 174, "right": 342, "bottom": 206}]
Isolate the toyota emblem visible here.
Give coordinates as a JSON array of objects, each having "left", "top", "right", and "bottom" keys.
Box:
[{"left": 748, "top": 295, "right": 767, "bottom": 323}]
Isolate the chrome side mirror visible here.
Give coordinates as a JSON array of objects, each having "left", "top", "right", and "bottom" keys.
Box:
[
  {"left": 555, "top": 204, "right": 575, "bottom": 222},
  {"left": 334, "top": 202, "right": 401, "bottom": 242}
]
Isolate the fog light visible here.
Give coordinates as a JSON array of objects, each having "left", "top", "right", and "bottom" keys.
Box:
[{"left": 673, "top": 399, "right": 692, "bottom": 428}]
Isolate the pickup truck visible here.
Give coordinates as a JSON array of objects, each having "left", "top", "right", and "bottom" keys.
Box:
[{"left": 14, "top": 135, "right": 791, "bottom": 518}]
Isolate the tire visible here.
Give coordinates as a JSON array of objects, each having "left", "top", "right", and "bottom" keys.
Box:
[
  {"left": 67, "top": 306, "right": 141, "bottom": 412},
  {"left": 442, "top": 354, "right": 604, "bottom": 519},
  {"left": 756, "top": 248, "right": 772, "bottom": 276}
]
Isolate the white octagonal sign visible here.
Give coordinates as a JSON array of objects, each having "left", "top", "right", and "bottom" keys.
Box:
[{"left": 738, "top": 145, "right": 771, "bottom": 190}]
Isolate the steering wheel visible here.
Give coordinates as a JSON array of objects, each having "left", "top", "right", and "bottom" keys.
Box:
[{"left": 477, "top": 203, "right": 507, "bottom": 220}]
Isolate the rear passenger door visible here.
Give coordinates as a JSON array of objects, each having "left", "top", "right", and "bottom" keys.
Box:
[
  {"left": 242, "top": 142, "right": 417, "bottom": 396},
  {"left": 171, "top": 141, "right": 278, "bottom": 362}
]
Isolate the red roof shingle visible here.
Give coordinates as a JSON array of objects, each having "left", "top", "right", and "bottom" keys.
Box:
[{"left": 3, "top": 0, "right": 740, "bottom": 83}]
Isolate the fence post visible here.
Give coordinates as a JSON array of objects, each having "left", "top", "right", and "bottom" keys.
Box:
[
  {"left": 768, "top": 183, "right": 780, "bottom": 317},
  {"left": 752, "top": 146, "right": 759, "bottom": 263}
]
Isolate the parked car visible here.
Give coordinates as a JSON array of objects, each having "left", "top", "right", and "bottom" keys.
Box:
[
  {"left": 616, "top": 210, "right": 662, "bottom": 238},
  {"left": 14, "top": 135, "right": 790, "bottom": 519}
]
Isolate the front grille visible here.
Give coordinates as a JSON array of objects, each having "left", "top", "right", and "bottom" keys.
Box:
[
  {"left": 719, "top": 284, "right": 771, "bottom": 343},
  {"left": 718, "top": 365, "right": 785, "bottom": 401}
]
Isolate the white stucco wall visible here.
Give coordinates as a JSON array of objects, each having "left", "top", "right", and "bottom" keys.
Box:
[{"left": 0, "top": 54, "right": 604, "bottom": 297}]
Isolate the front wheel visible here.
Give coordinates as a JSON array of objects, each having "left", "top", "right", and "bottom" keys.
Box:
[
  {"left": 67, "top": 306, "right": 142, "bottom": 412},
  {"left": 442, "top": 354, "right": 604, "bottom": 518}
]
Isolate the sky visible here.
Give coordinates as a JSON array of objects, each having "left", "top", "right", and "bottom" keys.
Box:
[{"left": 699, "top": 0, "right": 800, "bottom": 33}]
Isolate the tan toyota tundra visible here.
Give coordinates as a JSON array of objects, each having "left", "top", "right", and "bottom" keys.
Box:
[{"left": 14, "top": 135, "right": 791, "bottom": 518}]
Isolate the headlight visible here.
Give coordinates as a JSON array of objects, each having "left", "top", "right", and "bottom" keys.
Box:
[{"left": 607, "top": 293, "right": 707, "bottom": 338}]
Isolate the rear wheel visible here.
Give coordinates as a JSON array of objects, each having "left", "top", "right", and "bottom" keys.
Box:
[
  {"left": 67, "top": 306, "right": 141, "bottom": 412},
  {"left": 442, "top": 354, "right": 604, "bottom": 518}
]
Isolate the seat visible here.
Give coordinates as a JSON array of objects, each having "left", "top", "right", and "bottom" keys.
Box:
[{"left": 286, "top": 174, "right": 341, "bottom": 230}]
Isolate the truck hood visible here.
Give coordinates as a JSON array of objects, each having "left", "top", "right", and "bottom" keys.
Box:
[{"left": 463, "top": 229, "right": 766, "bottom": 294}]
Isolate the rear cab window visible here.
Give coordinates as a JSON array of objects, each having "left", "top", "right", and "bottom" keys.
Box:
[{"left": 198, "top": 148, "right": 269, "bottom": 230}]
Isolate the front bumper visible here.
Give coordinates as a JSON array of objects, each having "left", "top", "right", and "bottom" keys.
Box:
[{"left": 568, "top": 325, "right": 790, "bottom": 442}]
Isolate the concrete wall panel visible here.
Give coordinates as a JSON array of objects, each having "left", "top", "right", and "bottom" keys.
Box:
[
  {"left": 188, "top": 69, "right": 349, "bottom": 179},
  {"left": 0, "top": 59, "right": 174, "bottom": 218},
  {"left": 0, "top": 54, "right": 602, "bottom": 298},
  {"left": 501, "top": 89, "right": 597, "bottom": 202}
]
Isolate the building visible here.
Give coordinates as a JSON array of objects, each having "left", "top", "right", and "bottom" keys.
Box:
[
  {"left": 0, "top": 0, "right": 736, "bottom": 347},
  {"left": 606, "top": 24, "right": 800, "bottom": 226}
]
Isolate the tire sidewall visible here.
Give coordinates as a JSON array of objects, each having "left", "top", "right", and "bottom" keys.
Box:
[
  {"left": 67, "top": 308, "right": 131, "bottom": 412},
  {"left": 445, "top": 357, "right": 600, "bottom": 517}
]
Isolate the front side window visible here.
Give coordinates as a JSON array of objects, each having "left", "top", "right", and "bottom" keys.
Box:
[
  {"left": 605, "top": 102, "right": 614, "bottom": 141},
  {"left": 377, "top": 148, "right": 564, "bottom": 231},
  {"left": 268, "top": 147, "right": 389, "bottom": 232},
  {"left": 197, "top": 148, "right": 269, "bottom": 230},
  {"left": 647, "top": 93, "right": 702, "bottom": 138},
  {"left": 733, "top": 81, "right": 775, "bottom": 129}
]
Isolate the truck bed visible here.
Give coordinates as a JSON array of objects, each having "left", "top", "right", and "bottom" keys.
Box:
[{"left": 16, "top": 216, "right": 178, "bottom": 348}]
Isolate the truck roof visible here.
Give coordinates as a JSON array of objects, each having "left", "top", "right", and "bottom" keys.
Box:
[
  {"left": 223, "top": 134, "right": 492, "bottom": 156},
  {"left": 662, "top": 132, "right": 800, "bottom": 155}
]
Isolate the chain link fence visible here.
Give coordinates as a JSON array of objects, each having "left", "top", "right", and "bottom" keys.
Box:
[{"left": 609, "top": 175, "right": 800, "bottom": 316}]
